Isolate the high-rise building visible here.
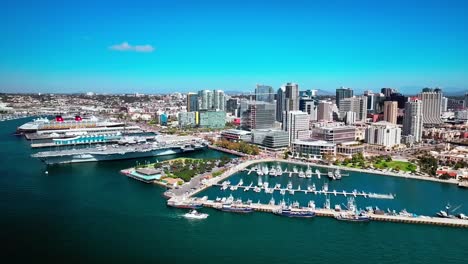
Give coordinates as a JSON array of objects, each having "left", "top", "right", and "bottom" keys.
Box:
[
  {"left": 388, "top": 93, "right": 408, "bottom": 109},
  {"left": 186, "top": 93, "right": 199, "bottom": 112},
  {"left": 255, "top": 84, "right": 274, "bottom": 103},
  {"left": 241, "top": 102, "right": 276, "bottom": 130},
  {"left": 364, "top": 90, "right": 375, "bottom": 112},
  {"left": 419, "top": 88, "right": 442, "bottom": 125},
  {"left": 366, "top": 121, "right": 401, "bottom": 148},
  {"left": 383, "top": 101, "right": 398, "bottom": 124},
  {"left": 283, "top": 111, "right": 309, "bottom": 145},
  {"left": 381, "top": 88, "right": 395, "bottom": 97},
  {"left": 344, "top": 111, "right": 356, "bottom": 125},
  {"left": 402, "top": 98, "right": 423, "bottom": 143},
  {"left": 197, "top": 89, "right": 225, "bottom": 111},
  {"left": 317, "top": 101, "right": 333, "bottom": 121},
  {"left": 276, "top": 87, "right": 286, "bottom": 122},
  {"left": 338, "top": 96, "right": 367, "bottom": 122},
  {"left": 284, "top": 83, "right": 299, "bottom": 113},
  {"left": 197, "top": 90, "right": 213, "bottom": 110},
  {"left": 226, "top": 98, "right": 239, "bottom": 116},
  {"left": 299, "top": 98, "right": 318, "bottom": 121},
  {"left": 441, "top": 97, "right": 448, "bottom": 113},
  {"left": 336, "top": 87, "right": 353, "bottom": 107},
  {"left": 213, "top": 90, "right": 226, "bottom": 111}
]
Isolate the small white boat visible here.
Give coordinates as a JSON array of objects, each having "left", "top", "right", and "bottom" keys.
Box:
[
  {"left": 280, "top": 189, "right": 286, "bottom": 195},
  {"left": 305, "top": 166, "right": 312, "bottom": 178},
  {"left": 183, "top": 210, "right": 209, "bottom": 219},
  {"left": 298, "top": 169, "right": 305, "bottom": 178},
  {"left": 287, "top": 181, "right": 293, "bottom": 190},
  {"left": 315, "top": 169, "right": 321, "bottom": 179}
]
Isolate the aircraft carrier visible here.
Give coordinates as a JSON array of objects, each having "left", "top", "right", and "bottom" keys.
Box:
[{"left": 32, "top": 135, "right": 208, "bottom": 164}]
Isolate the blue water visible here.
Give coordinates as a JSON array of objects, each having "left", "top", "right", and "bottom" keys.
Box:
[{"left": 1, "top": 118, "right": 467, "bottom": 263}]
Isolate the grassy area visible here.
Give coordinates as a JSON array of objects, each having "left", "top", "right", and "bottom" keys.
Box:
[{"left": 373, "top": 160, "right": 416, "bottom": 172}]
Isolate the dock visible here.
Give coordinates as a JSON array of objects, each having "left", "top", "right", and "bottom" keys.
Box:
[
  {"left": 168, "top": 197, "right": 468, "bottom": 228},
  {"left": 213, "top": 183, "right": 394, "bottom": 199}
]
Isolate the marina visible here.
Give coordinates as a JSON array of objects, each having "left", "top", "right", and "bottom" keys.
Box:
[{"left": 167, "top": 196, "right": 468, "bottom": 228}]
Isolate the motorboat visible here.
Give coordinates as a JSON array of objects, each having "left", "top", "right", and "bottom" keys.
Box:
[{"left": 183, "top": 210, "right": 209, "bottom": 219}]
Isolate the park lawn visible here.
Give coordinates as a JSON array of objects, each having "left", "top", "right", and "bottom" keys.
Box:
[{"left": 374, "top": 160, "right": 415, "bottom": 172}]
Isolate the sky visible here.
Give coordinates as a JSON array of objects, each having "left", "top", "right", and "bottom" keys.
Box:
[{"left": 1, "top": 0, "right": 467, "bottom": 95}]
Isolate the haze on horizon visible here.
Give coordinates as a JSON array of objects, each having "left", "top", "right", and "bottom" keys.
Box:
[{"left": 1, "top": 0, "right": 467, "bottom": 95}]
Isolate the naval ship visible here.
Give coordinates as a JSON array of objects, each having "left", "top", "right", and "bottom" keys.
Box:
[{"left": 32, "top": 136, "right": 208, "bottom": 164}]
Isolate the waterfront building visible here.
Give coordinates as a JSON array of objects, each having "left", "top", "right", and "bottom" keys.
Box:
[
  {"left": 186, "top": 93, "right": 199, "bottom": 112},
  {"left": 291, "top": 139, "right": 336, "bottom": 159},
  {"left": 338, "top": 96, "right": 367, "bottom": 122},
  {"left": 251, "top": 129, "right": 289, "bottom": 149},
  {"left": 226, "top": 98, "right": 239, "bottom": 116},
  {"left": 311, "top": 125, "right": 356, "bottom": 144},
  {"left": 336, "top": 141, "right": 365, "bottom": 157},
  {"left": 419, "top": 88, "right": 443, "bottom": 125},
  {"left": 366, "top": 121, "right": 401, "bottom": 148},
  {"left": 383, "top": 101, "right": 398, "bottom": 124},
  {"left": 299, "top": 98, "right": 318, "bottom": 121},
  {"left": 276, "top": 86, "right": 286, "bottom": 122},
  {"left": 283, "top": 111, "right": 309, "bottom": 145},
  {"left": 455, "top": 110, "right": 468, "bottom": 121},
  {"left": 241, "top": 101, "right": 276, "bottom": 130},
  {"left": 255, "top": 84, "right": 274, "bottom": 103},
  {"left": 178, "top": 112, "right": 197, "bottom": 128},
  {"left": 335, "top": 87, "right": 353, "bottom": 107},
  {"left": 198, "top": 110, "right": 226, "bottom": 129},
  {"left": 403, "top": 98, "right": 423, "bottom": 143},
  {"left": 317, "top": 100, "right": 333, "bottom": 121},
  {"left": 220, "top": 129, "right": 252, "bottom": 142}
]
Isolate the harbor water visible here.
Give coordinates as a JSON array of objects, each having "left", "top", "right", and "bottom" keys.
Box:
[{"left": 1, "top": 118, "right": 467, "bottom": 263}]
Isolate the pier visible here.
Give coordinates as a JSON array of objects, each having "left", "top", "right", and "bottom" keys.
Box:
[{"left": 168, "top": 197, "right": 468, "bottom": 228}]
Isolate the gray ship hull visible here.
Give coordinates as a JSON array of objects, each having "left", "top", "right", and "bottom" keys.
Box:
[{"left": 38, "top": 146, "right": 205, "bottom": 165}]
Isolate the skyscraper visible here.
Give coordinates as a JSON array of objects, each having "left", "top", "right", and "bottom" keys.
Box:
[
  {"left": 299, "top": 98, "right": 318, "bottom": 121},
  {"left": 226, "top": 98, "right": 239, "bottom": 115},
  {"left": 197, "top": 90, "right": 213, "bottom": 110},
  {"left": 419, "top": 88, "right": 442, "bottom": 125},
  {"left": 276, "top": 87, "right": 286, "bottom": 122},
  {"left": 284, "top": 83, "right": 299, "bottom": 113},
  {"left": 338, "top": 96, "right": 367, "bottom": 122},
  {"left": 317, "top": 101, "right": 332, "bottom": 121},
  {"left": 403, "top": 98, "right": 423, "bottom": 143},
  {"left": 383, "top": 101, "right": 398, "bottom": 124},
  {"left": 186, "top": 92, "right": 199, "bottom": 112},
  {"left": 441, "top": 97, "right": 448, "bottom": 113},
  {"left": 255, "top": 84, "right": 274, "bottom": 103},
  {"left": 381, "top": 88, "right": 395, "bottom": 97},
  {"left": 335, "top": 87, "right": 353, "bottom": 107},
  {"left": 241, "top": 102, "right": 276, "bottom": 130},
  {"left": 213, "top": 90, "right": 226, "bottom": 111},
  {"left": 283, "top": 111, "right": 309, "bottom": 145},
  {"left": 197, "top": 89, "right": 225, "bottom": 111}
]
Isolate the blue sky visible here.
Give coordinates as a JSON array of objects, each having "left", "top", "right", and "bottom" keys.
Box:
[{"left": 1, "top": 0, "right": 467, "bottom": 94}]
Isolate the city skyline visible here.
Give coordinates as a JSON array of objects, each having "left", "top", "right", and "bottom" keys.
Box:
[{"left": 1, "top": 0, "right": 468, "bottom": 94}]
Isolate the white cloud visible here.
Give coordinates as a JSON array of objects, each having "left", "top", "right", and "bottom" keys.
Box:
[{"left": 109, "top": 42, "right": 155, "bottom": 53}]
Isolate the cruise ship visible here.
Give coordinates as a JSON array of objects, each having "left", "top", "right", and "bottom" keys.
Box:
[
  {"left": 32, "top": 135, "right": 208, "bottom": 164},
  {"left": 17, "top": 115, "right": 125, "bottom": 133}
]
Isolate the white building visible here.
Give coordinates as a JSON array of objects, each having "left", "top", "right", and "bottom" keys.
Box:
[
  {"left": 338, "top": 96, "right": 367, "bottom": 122},
  {"left": 283, "top": 111, "right": 309, "bottom": 146},
  {"left": 366, "top": 121, "right": 401, "bottom": 148},
  {"left": 419, "top": 88, "right": 442, "bottom": 125},
  {"left": 344, "top": 111, "right": 356, "bottom": 125}
]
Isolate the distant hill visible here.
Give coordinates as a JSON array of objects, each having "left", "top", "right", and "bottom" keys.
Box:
[{"left": 316, "top": 89, "right": 334, "bottom": 96}]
